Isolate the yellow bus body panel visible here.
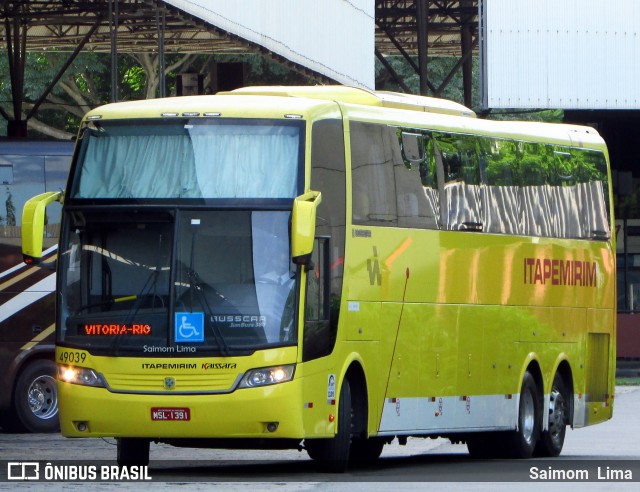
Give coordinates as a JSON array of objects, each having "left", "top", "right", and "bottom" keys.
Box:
[
  {"left": 55, "top": 88, "right": 616, "bottom": 442},
  {"left": 342, "top": 225, "right": 615, "bottom": 431}
]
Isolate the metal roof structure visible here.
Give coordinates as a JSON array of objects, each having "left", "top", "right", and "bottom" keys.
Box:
[
  {"left": 376, "top": 0, "right": 477, "bottom": 56},
  {"left": 0, "top": 0, "right": 478, "bottom": 134},
  {"left": 1, "top": 1, "right": 476, "bottom": 55}
]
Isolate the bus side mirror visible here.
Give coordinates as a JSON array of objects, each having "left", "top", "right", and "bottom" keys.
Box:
[
  {"left": 291, "top": 190, "right": 322, "bottom": 267},
  {"left": 22, "top": 191, "right": 63, "bottom": 265}
]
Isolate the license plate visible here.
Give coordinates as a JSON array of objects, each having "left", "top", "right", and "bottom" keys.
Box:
[{"left": 151, "top": 407, "right": 190, "bottom": 421}]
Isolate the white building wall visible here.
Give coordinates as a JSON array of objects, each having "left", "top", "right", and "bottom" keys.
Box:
[
  {"left": 164, "top": 0, "right": 375, "bottom": 89},
  {"left": 482, "top": 0, "right": 640, "bottom": 109}
]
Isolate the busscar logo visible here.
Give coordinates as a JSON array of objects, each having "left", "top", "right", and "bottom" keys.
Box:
[
  {"left": 367, "top": 246, "right": 382, "bottom": 286},
  {"left": 8, "top": 462, "right": 39, "bottom": 480}
]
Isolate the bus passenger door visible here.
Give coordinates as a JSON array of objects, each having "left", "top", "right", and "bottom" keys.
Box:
[{"left": 302, "top": 237, "right": 332, "bottom": 362}]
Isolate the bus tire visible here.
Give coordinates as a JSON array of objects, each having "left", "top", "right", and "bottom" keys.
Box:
[
  {"left": 349, "top": 436, "right": 385, "bottom": 465},
  {"left": 117, "top": 438, "right": 150, "bottom": 466},
  {"left": 534, "top": 372, "right": 568, "bottom": 457},
  {"left": 305, "top": 379, "right": 352, "bottom": 473},
  {"left": 505, "top": 371, "right": 541, "bottom": 458},
  {"left": 466, "top": 432, "right": 502, "bottom": 458},
  {"left": 12, "top": 359, "right": 59, "bottom": 433}
]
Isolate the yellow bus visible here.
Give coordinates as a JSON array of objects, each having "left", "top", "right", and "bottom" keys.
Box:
[{"left": 22, "top": 86, "right": 615, "bottom": 471}]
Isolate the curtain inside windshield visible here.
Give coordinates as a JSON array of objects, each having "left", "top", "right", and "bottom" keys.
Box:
[{"left": 73, "top": 120, "right": 301, "bottom": 199}]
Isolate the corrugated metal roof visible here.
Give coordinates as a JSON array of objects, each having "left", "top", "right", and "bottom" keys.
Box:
[
  {"left": 0, "top": 1, "right": 480, "bottom": 91},
  {"left": 164, "top": 0, "right": 374, "bottom": 88},
  {"left": 483, "top": 0, "right": 640, "bottom": 110}
]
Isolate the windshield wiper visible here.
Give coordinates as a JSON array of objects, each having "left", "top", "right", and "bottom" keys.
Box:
[
  {"left": 185, "top": 273, "right": 229, "bottom": 356},
  {"left": 185, "top": 225, "right": 229, "bottom": 355},
  {"left": 112, "top": 234, "right": 166, "bottom": 353}
]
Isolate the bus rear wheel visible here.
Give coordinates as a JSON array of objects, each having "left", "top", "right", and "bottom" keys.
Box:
[
  {"left": 504, "top": 371, "right": 541, "bottom": 458},
  {"left": 117, "top": 438, "right": 150, "bottom": 466},
  {"left": 534, "top": 372, "right": 568, "bottom": 457},
  {"left": 305, "top": 379, "right": 352, "bottom": 473},
  {"left": 467, "top": 371, "right": 541, "bottom": 459}
]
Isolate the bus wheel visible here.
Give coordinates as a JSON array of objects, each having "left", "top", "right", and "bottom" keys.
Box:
[
  {"left": 305, "top": 379, "right": 352, "bottom": 472},
  {"left": 117, "top": 438, "right": 150, "bottom": 466},
  {"left": 505, "top": 371, "right": 541, "bottom": 458},
  {"left": 466, "top": 432, "right": 502, "bottom": 458},
  {"left": 534, "top": 372, "right": 568, "bottom": 457},
  {"left": 13, "top": 359, "right": 59, "bottom": 433},
  {"left": 350, "top": 436, "right": 385, "bottom": 465}
]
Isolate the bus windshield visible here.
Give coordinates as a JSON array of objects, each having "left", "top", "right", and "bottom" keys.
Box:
[
  {"left": 70, "top": 118, "right": 303, "bottom": 200},
  {"left": 59, "top": 210, "right": 296, "bottom": 355}
]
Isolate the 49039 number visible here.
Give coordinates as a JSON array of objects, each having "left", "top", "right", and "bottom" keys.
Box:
[{"left": 58, "top": 351, "right": 87, "bottom": 364}]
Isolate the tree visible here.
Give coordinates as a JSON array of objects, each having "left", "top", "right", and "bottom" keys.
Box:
[
  {"left": 1, "top": 50, "right": 316, "bottom": 139},
  {"left": 0, "top": 51, "right": 111, "bottom": 139}
]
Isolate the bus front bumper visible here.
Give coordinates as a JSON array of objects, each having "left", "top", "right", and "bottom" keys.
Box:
[{"left": 57, "top": 379, "right": 306, "bottom": 439}]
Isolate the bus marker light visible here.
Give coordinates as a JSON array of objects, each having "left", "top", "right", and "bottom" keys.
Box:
[
  {"left": 328, "top": 414, "right": 335, "bottom": 422},
  {"left": 304, "top": 402, "right": 313, "bottom": 408}
]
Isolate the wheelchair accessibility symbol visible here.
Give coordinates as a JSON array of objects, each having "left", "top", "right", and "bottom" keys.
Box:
[{"left": 175, "top": 312, "right": 204, "bottom": 342}]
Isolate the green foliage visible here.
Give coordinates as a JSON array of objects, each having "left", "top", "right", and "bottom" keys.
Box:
[
  {"left": 1, "top": 50, "right": 319, "bottom": 138},
  {"left": 0, "top": 50, "right": 112, "bottom": 136},
  {"left": 122, "top": 65, "right": 146, "bottom": 93}
]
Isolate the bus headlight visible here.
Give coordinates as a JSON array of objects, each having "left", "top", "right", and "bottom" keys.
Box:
[
  {"left": 239, "top": 364, "right": 295, "bottom": 388},
  {"left": 58, "top": 365, "right": 106, "bottom": 388}
]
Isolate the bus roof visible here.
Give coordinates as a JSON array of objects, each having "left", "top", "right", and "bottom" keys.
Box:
[
  {"left": 225, "top": 86, "right": 477, "bottom": 118},
  {"left": 82, "top": 86, "right": 604, "bottom": 151}
]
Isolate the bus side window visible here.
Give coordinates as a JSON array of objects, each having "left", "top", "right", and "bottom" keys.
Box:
[
  {"left": 351, "top": 121, "right": 398, "bottom": 225},
  {"left": 393, "top": 128, "right": 439, "bottom": 230},
  {"left": 433, "top": 132, "right": 482, "bottom": 231},
  {"left": 480, "top": 138, "right": 523, "bottom": 235},
  {"left": 576, "top": 148, "right": 610, "bottom": 239},
  {"left": 302, "top": 237, "right": 333, "bottom": 362}
]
